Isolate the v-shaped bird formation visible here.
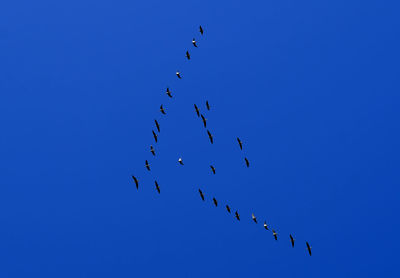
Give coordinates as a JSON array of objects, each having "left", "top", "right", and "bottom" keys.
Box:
[{"left": 130, "top": 25, "right": 312, "bottom": 257}]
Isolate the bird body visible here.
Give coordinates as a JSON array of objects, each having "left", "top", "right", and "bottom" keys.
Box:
[
  {"left": 155, "top": 181, "right": 160, "bottom": 194},
  {"left": 263, "top": 221, "right": 269, "bottom": 230},
  {"left": 199, "top": 25, "right": 204, "bottom": 35},
  {"left": 145, "top": 160, "right": 150, "bottom": 171},
  {"left": 272, "top": 230, "right": 278, "bottom": 240},
  {"left": 166, "top": 87, "right": 172, "bottom": 98},
  {"left": 207, "top": 130, "right": 213, "bottom": 144},
  {"left": 131, "top": 175, "right": 139, "bottom": 190},
  {"left": 245, "top": 157, "right": 250, "bottom": 167},
  {"left": 306, "top": 242, "right": 312, "bottom": 256},
  {"left": 154, "top": 120, "right": 160, "bottom": 132},
  {"left": 206, "top": 100, "right": 210, "bottom": 110},
  {"left": 252, "top": 213, "right": 257, "bottom": 223},
  {"left": 235, "top": 211, "right": 240, "bottom": 221},
  {"left": 152, "top": 130, "right": 158, "bottom": 143},
  {"left": 290, "top": 234, "right": 295, "bottom": 248},
  {"left": 213, "top": 198, "right": 218, "bottom": 207},
  {"left": 160, "top": 105, "right": 166, "bottom": 115},
  {"left": 192, "top": 38, "right": 197, "bottom": 47},
  {"left": 226, "top": 205, "right": 231, "bottom": 213},
  {"left": 176, "top": 71, "right": 181, "bottom": 79},
  {"left": 201, "top": 114, "right": 207, "bottom": 128},
  {"left": 150, "top": 145, "right": 155, "bottom": 156},
  {"left": 194, "top": 104, "right": 200, "bottom": 117},
  {"left": 237, "top": 137, "right": 243, "bottom": 150},
  {"left": 199, "top": 189, "right": 205, "bottom": 201},
  {"left": 210, "top": 165, "right": 216, "bottom": 174},
  {"left": 178, "top": 158, "right": 184, "bottom": 165},
  {"left": 186, "top": 51, "right": 190, "bottom": 60}
]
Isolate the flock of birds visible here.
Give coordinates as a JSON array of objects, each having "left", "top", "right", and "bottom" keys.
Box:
[{"left": 131, "top": 25, "right": 312, "bottom": 257}]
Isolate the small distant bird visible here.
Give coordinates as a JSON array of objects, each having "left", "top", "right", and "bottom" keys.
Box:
[
  {"left": 178, "top": 158, "right": 184, "bottom": 165},
  {"left": 152, "top": 130, "right": 158, "bottom": 143},
  {"left": 199, "top": 189, "right": 205, "bottom": 201},
  {"left": 155, "top": 180, "right": 160, "bottom": 194},
  {"left": 212, "top": 197, "right": 218, "bottom": 207},
  {"left": 166, "top": 87, "right": 172, "bottom": 98},
  {"left": 237, "top": 137, "right": 243, "bottom": 150},
  {"left": 201, "top": 114, "right": 207, "bottom": 127},
  {"left": 306, "top": 242, "right": 312, "bottom": 256},
  {"left": 235, "top": 211, "right": 240, "bottom": 221},
  {"left": 176, "top": 71, "right": 181, "bottom": 79},
  {"left": 150, "top": 145, "right": 155, "bottom": 156},
  {"left": 131, "top": 175, "right": 139, "bottom": 190},
  {"left": 199, "top": 25, "right": 204, "bottom": 35},
  {"left": 207, "top": 130, "right": 213, "bottom": 144},
  {"left": 210, "top": 165, "right": 216, "bottom": 174},
  {"left": 245, "top": 157, "right": 250, "bottom": 167},
  {"left": 192, "top": 38, "right": 197, "bottom": 47},
  {"left": 194, "top": 104, "right": 200, "bottom": 117},
  {"left": 263, "top": 221, "right": 269, "bottom": 230},
  {"left": 160, "top": 105, "right": 166, "bottom": 115},
  {"left": 251, "top": 213, "right": 257, "bottom": 224},
  {"left": 154, "top": 119, "right": 160, "bottom": 132},
  {"left": 290, "top": 234, "right": 295, "bottom": 248},
  {"left": 272, "top": 230, "right": 278, "bottom": 241},
  {"left": 145, "top": 160, "right": 150, "bottom": 171},
  {"left": 226, "top": 205, "right": 231, "bottom": 213},
  {"left": 186, "top": 51, "right": 190, "bottom": 60},
  {"left": 206, "top": 100, "right": 210, "bottom": 110}
]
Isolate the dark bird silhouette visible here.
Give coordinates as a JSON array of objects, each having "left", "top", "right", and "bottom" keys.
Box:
[
  {"left": 245, "top": 157, "right": 250, "bottom": 167},
  {"left": 145, "top": 160, "right": 150, "bottom": 171},
  {"left": 235, "top": 211, "right": 240, "bottom": 221},
  {"left": 290, "top": 234, "right": 295, "bottom": 248},
  {"left": 155, "top": 180, "right": 160, "bottom": 194},
  {"left": 166, "top": 87, "right": 172, "bottom": 98},
  {"left": 237, "top": 137, "right": 243, "bottom": 150},
  {"left": 178, "top": 158, "right": 184, "bottom": 165},
  {"left": 150, "top": 145, "right": 155, "bottom": 156},
  {"left": 213, "top": 197, "right": 218, "bottom": 207},
  {"left": 206, "top": 100, "right": 210, "bottom": 110},
  {"left": 192, "top": 38, "right": 197, "bottom": 47},
  {"left": 251, "top": 213, "right": 257, "bottom": 224},
  {"left": 152, "top": 130, "right": 158, "bottom": 143},
  {"left": 154, "top": 119, "right": 160, "bottom": 132},
  {"left": 194, "top": 104, "right": 200, "bottom": 117},
  {"left": 306, "top": 242, "right": 312, "bottom": 256},
  {"left": 176, "top": 71, "right": 181, "bottom": 79},
  {"left": 131, "top": 175, "right": 139, "bottom": 190},
  {"left": 263, "top": 221, "right": 269, "bottom": 230},
  {"left": 272, "top": 230, "right": 278, "bottom": 241},
  {"left": 199, "top": 189, "right": 205, "bottom": 201},
  {"left": 186, "top": 51, "right": 190, "bottom": 60},
  {"left": 207, "top": 130, "right": 213, "bottom": 144},
  {"left": 199, "top": 25, "right": 204, "bottom": 35},
  {"left": 226, "top": 205, "right": 231, "bottom": 213},
  {"left": 210, "top": 165, "right": 216, "bottom": 174},
  {"left": 201, "top": 114, "right": 207, "bottom": 128},
  {"left": 160, "top": 105, "right": 166, "bottom": 115}
]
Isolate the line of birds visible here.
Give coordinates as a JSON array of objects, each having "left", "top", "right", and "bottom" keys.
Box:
[{"left": 131, "top": 25, "right": 312, "bottom": 257}]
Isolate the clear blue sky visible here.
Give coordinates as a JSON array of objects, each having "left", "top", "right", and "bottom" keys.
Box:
[{"left": 1, "top": 0, "right": 399, "bottom": 277}]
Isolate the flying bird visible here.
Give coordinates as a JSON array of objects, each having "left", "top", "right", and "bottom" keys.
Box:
[
  {"left": 237, "top": 137, "right": 243, "bottom": 150},
  {"left": 206, "top": 100, "right": 210, "bottom": 110},
  {"left": 178, "top": 158, "right": 184, "bottom": 165},
  {"left": 152, "top": 130, "right": 158, "bottom": 143},
  {"left": 199, "top": 25, "right": 204, "bottom": 35},
  {"left": 186, "top": 51, "right": 190, "bottom": 60},
  {"left": 263, "top": 221, "right": 269, "bottom": 230},
  {"left": 245, "top": 157, "right": 250, "bottom": 167},
  {"left": 155, "top": 180, "right": 160, "bottom": 194},
  {"left": 306, "top": 242, "right": 312, "bottom": 256},
  {"left": 290, "top": 234, "right": 295, "bottom": 248},
  {"left": 145, "top": 160, "right": 150, "bottom": 171},
  {"left": 207, "top": 130, "right": 213, "bottom": 144},
  {"left": 235, "top": 211, "right": 240, "bottom": 221},
  {"left": 212, "top": 197, "right": 218, "bottom": 207},
  {"left": 154, "top": 119, "right": 160, "bottom": 132},
  {"left": 251, "top": 213, "right": 257, "bottom": 224},
  {"left": 194, "top": 104, "right": 200, "bottom": 117},
  {"left": 192, "top": 38, "right": 197, "bottom": 47},
  {"left": 272, "top": 230, "right": 278, "bottom": 241},
  {"left": 201, "top": 114, "right": 207, "bottom": 127},
  {"left": 150, "top": 145, "right": 155, "bottom": 156},
  {"left": 176, "top": 71, "right": 181, "bottom": 79},
  {"left": 210, "top": 165, "right": 216, "bottom": 174},
  {"left": 226, "top": 205, "right": 231, "bottom": 213},
  {"left": 131, "top": 175, "right": 139, "bottom": 190},
  {"left": 160, "top": 105, "right": 166, "bottom": 115},
  {"left": 199, "top": 189, "right": 205, "bottom": 201},
  {"left": 166, "top": 87, "right": 172, "bottom": 98}
]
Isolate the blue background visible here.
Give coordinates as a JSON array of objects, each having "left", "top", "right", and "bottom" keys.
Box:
[{"left": 1, "top": 0, "right": 399, "bottom": 277}]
